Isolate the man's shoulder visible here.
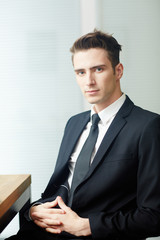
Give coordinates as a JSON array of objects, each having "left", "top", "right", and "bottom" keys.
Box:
[
  {"left": 132, "top": 104, "right": 159, "bottom": 119},
  {"left": 70, "top": 110, "right": 91, "bottom": 120},
  {"left": 64, "top": 110, "right": 91, "bottom": 129},
  {"left": 126, "top": 101, "right": 160, "bottom": 131},
  {"left": 124, "top": 95, "right": 159, "bottom": 120}
]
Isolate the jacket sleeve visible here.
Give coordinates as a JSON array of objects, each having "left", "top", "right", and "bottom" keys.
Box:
[{"left": 89, "top": 116, "right": 160, "bottom": 239}]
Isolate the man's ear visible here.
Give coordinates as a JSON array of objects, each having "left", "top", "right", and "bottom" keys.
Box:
[{"left": 115, "top": 63, "right": 123, "bottom": 79}]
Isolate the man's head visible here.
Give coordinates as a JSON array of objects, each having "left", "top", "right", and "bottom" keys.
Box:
[
  {"left": 71, "top": 30, "right": 123, "bottom": 113},
  {"left": 70, "top": 29, "right": 122, "bottom": 71}
]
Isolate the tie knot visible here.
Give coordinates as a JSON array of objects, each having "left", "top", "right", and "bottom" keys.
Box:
[{"left": 92, "top": 114, "right": 100, "bottom": 127}]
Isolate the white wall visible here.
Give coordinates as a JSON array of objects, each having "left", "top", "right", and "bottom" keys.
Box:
[{"left": 0, "top": 0, "right": 82, "bottom": 238}]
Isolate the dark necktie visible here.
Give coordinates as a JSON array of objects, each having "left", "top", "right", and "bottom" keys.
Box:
[{"left": 68, "top": 113, "right": 100, "bottom": 206}]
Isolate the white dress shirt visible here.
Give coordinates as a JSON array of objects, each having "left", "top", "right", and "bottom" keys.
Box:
[{"left": 68, "top": 94, "right": 126, "bottom": 188}]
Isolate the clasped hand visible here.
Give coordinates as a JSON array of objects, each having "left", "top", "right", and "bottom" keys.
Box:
[{"left": 30, "top": 196, "right": 91, "bottom": 237}]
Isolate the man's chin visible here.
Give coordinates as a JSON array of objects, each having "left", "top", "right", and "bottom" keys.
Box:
[{"left": 85, "top": 96, "right": 99, "bottom": 105}]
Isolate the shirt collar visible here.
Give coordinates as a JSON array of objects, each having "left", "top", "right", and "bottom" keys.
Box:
[{"left": 91, "top": 94, "right": 126, "bottom": 125}]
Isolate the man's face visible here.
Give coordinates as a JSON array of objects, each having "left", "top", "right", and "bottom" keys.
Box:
[{"left": 73, "top": 48, "right": 123, "bottom": 113}]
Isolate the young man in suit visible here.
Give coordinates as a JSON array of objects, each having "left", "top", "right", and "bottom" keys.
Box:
[{"left": 6, "top": 30, "right": 160, "bottom": 240}]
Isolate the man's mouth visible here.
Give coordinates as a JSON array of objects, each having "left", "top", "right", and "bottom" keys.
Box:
[{"left": 85, "top": 90, "right": 99, "bottom": 95}]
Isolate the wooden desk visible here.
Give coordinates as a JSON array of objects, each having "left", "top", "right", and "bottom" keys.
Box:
[{"left": 0, "top": 174, "right": 31, "bottom": 233}]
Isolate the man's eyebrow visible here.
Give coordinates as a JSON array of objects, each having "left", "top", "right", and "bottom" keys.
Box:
[
  {"left": 91, "top": 64, "right": 106, "bottom": 69},
  {"left": 74, "top": 68, "right": 84, "bottom": 72},
  {"left": 74, "top": 64, "right": 106, "bottom": 72}
]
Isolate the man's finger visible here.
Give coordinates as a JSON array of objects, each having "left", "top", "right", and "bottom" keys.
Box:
[
  {"left": 47, "top": 208, "right": 65, "bottom": 214},
  {"left": 32, "top": 211, "right": 51, "bottom": 220},
  {"left": 44, "top": 198, "right": 58, "bottom": 208},
  {"left": 46, "top": 227, "right": 62, "bottom": 234},
  {"left": 57, "top": 196, "right": 71, "bottom": 213},
  {"left": 34, "top": 220, "right": 49, "bottom": 228},
  {"left": 43, "top": 218, "right": 61, "bottom": 226}
]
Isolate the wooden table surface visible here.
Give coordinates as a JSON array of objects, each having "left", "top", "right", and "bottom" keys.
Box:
[{"left": 0, "top": 174, "right": 31, "bottom": 232}]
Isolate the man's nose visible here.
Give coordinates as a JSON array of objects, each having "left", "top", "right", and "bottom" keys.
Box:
[{"left": 86, "top": 72, "right": 95, "bottom": 85}]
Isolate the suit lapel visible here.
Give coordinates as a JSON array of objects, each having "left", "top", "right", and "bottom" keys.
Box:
[
  {"left": 88, "top": 115, "right": 126, "bottom": 176},
  {"left": 83, "top": 96, "right": 134, "bottom": 181},
  {"left": 59, "top": 112, "right": 90, "bottom": 169}
]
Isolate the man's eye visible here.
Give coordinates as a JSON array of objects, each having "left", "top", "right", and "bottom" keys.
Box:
[
  {"left": 78, "top": 71, "right": 85, "bottom": 76},
  {"left": 96, "top": 68, "right": 103, "bottom": 72}
]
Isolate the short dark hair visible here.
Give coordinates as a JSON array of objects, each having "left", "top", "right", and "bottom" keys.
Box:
[{"left": 70, "top": 29, "right": 122, "bottom": 69}]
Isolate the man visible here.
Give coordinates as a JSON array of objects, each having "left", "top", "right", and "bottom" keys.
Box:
[{"left": 7, "top": 30, "right": 160, "bottom": 240}]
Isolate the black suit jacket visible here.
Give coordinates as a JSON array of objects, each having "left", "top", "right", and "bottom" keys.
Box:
[{"left": 38, "top": 96, "right": 160, "bottom": 239}]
